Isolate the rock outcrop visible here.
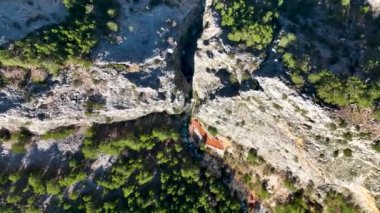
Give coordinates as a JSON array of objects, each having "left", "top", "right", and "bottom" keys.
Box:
[
  {"left": 368, "top": 0, "right": 380, "bottom": 15},
  {"left": 0, "top": 0, "right": 204, "bottom": 134},
  {"left": 193, "top": 0, "right": 380, "bottom": 211},
  {"left": 0, "top": 0, "right": 379, "bottom": 211}
]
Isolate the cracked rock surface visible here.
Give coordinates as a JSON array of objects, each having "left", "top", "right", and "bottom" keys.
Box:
[
  {"left": 193, "top": 0, "right": 380, "bottom": 211},
  {"left": 0, "top": 0, "right": 204, "bottom": 134},
  {"left": 0, "top": 0, "right": 379, "bottom": 212}
]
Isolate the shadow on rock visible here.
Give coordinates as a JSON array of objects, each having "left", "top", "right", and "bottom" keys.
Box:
[
  {"left": 122, "top": 68, "right": 162, "bottom": 90},
  {"left": 214, "top": 68, "right": 262, "bottom": 99}
]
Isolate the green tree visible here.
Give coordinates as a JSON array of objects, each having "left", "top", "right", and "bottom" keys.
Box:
[{"left": 28, "top": 174, "right": 46, "bottom": 195}]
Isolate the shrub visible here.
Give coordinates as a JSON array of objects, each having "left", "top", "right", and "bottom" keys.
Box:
[
  {"left": 1, "top": 0, "right": 120, "bottom": 73},
  {"left": 58, "top": 172, "right": 87, "bottom": 187},
  {"left": 324, "top": 193, "right": 359, "bottom": 212},
  {"left": 284, "top": 178, "right": 297, "bottom": 191},
  {"left": 25, "top": 208, "right": 39, "bottom": 213},
  {"left": 82, "top": 146, "right": 99, "bottom": 160},
  {"left": 10, "top": 128, "right": 34, "bottom": 154},
  {"left": 342, "top": 132, "right": 352, "bottom": 141},
  {"left": 41, "top": 128, "right": 75, "bottom": 140},
  {"left": 46, "top": 181, "right": 60, "bottom": 195},
  {"left": 11, "top": 142, "right": 27, "bottom": 154},
  {"left": 8, "top": 173, "right": 22, "bottom": 183},
  {"left": 207, "top": 126, "right": 218, "bottom": 136},
  {"left": 252, "top": 179, "right": 270, "bottom": 199},
  {"left": 283, "top": 53, "right": 296, "bottom": 69},
  {"left": 246, "top": 148, "right": 263, "bottom": 165},
  {"left": 308, "top": 70, "right": 380, "bottom": 107},
  {"left": 106, "top": 21, "right": 118, "bottom": 32},
  {"left": 309, "top": 70, "right": 350, "bottom": 106},
  {"left": 275, "top": 195, "right": 308, "bottom": 213},
  {"left": 371, "top": 141, "right": 380, "bottom": 153},
  {"left": 85, "top": 97, "right": 106, "bottom": 115},
  {"left": 28, "top": 174, "right": 46, "bottom": 195},
  {"left": 242, "top": 173, "right": 252, "bottom": 185},
  {"left": 215, "top": 0, "right": 279, "bottom": 50},
  {"left": 328, "top": 123, "right": 337, "bottom": 131},
  {"left": 228, "top": 74, "right": 239, "bottom": 84},
  {"left": 343, "top": 148, "right": 352, "bottom": 157},
  {"left": 272, "top": 103, "right": 283, "bottom": 110},
  {"left": 278, "top": 33, "right": 296, "bottom": 48},
  {"left": 290, "top": 72, "right": 305, "bottom": 86},
  {"left": 373, "top": 108, "right": 380, "bottom": 121},
  {"left": 152, "top": 129, "right": 170, "bottom": 141},
  {"left": 6, "top": 194, "right": 21, "bottom": 204}
]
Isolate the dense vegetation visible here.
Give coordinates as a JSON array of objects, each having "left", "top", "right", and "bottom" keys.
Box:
[
  {"left": 0, "top": 126, "right": 243, "bottom": 212},
  {"left": 215, "top": 0, "right": 281, "bottom": 51},
  {"left": 215, "top": 0, "right": 380, "bottom": 118},
  {"left": 0, "top": 0, "right": 120, "bottom": 73}
]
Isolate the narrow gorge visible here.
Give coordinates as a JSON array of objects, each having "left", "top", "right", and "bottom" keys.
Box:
[{"left": 0, "top": 0, "right": 379, "bottom": 212}]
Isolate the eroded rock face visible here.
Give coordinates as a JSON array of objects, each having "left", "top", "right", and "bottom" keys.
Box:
[
  {"left": 193, "top": 0, "right": 380, "bottom": 211},
  {"left": 368, "top": 0, "right": 380, "bottom": 15},
  {"left": 0, "top": 0, "right": 379, "bottom": 211},
  {"left": 0, "top": 64, "right": 186, "bottom": 134},
  {"left": 0, "top": 0, "right": 203, "bottom": 134},
  {"left": 93, "top": 0, "right": 203, "bottom": 63},
  {"left": 0, "top": 0, "right": 69, "bottom": 45}
]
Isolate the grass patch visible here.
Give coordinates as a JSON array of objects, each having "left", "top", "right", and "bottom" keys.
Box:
[
  {"left": 284, "top": 178, "right": 297, "bottom": 192},
  {"left": 275, "top": 196, "right": 308, "bottom": 213},
  {"left": 246, "top": 148, "right": 264, "bottom": 166},
  {"left": 324, "top": 193, "right": 360, "bottom": 213},
  {"left": 41, "top": 127, "right": 76, "bottom": 140},
  {"left": 242, "top": 173, "right": 252, "bottom": 185},
  {"left": 0, "top": 50, "right": 60, "bottom": 74},
  {"left": 250, "top": 179, "right": 270, "bottom": 199}
]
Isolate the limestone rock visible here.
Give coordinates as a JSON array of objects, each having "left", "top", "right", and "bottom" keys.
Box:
[{"left": 193, "top": 0, "right": 380, "bottom": 211}]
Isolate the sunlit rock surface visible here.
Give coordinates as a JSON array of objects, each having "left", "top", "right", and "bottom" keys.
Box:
[
  {"left": 0, "top": 0, "right": 203, "bottom": 134},
  {"left": 193, "top": 0, "right": 380, "bottom": 211}
]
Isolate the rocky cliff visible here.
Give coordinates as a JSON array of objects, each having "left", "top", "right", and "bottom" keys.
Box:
[
  {"left": 193, "top": 0, "right": 380, "bottom": 211},
  {"left": 0, "top": 0, "right": 379, "bottom": 212},
  {"left": 0, "top": 0, "right": 204, "bottom": 134}
]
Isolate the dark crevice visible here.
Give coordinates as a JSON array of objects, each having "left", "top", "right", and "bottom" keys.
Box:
[{"left": 178, "top": 2, "right": 205, "bottom": 84}]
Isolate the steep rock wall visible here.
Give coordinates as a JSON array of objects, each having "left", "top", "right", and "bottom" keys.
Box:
[
  {"left": 0, "top": 0, "right": 204, "bottom": 135},
  {"left": 193, "top": 0, "right": 380, "bottom": 211}
]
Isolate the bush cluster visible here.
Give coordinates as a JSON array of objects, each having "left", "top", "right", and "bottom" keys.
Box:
[
  {"left": 1, "top": 0, "right": 120, "bottom": 73},
  {"left": 0, "top": 127, "right": 243, "bottom": 212}
]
